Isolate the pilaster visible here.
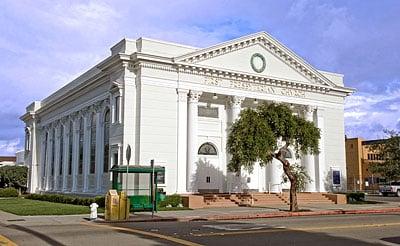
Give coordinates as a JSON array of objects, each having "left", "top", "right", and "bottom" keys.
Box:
[
  {"left": 176, "top": 88, "right": 188, "bottom": 193},
  {"left": 187, "top": 90, "right": 202, "bottom": 192}
]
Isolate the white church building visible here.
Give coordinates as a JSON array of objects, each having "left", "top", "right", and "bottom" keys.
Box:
[{"left": 21, "top": 32, "right": 353, "bottom": 196}]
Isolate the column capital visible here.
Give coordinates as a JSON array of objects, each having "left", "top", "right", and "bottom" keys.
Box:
[
  {"left": 303, "top": 105, "right": 317, "bottom": 114},
  {"left": 176, "top": 88, "right": 189, "bottom": 102},
  {"left": 228, "top": 96, "right": 245, "bottom": 107},
  {"left": 188, "top": 90, "right": 202, "bottom": 103}
]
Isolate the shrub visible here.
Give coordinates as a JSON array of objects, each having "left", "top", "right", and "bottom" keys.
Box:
[
  {"left": 24, "top": 193, "right": 105, "bottom": 207},
  {"left": 158, "top": 194, "right": 182, "bottom": 207},
  {"left": 0, "top": 187, "right": 19, "bottom": 197},
  {"left": 346, "top": 192, "right": 365, "bottom": 202}
]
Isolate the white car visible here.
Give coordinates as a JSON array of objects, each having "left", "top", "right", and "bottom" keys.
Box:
[{"left": 379, "top": 182, "right": 400, "bottom": 197}]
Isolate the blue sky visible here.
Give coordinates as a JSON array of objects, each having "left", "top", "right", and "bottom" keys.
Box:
[{"left": 0, "top": 0, "right": 400, "bottom": 155}]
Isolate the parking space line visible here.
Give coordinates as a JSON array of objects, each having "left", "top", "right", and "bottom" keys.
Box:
[
  {"left": 81, "top": 222, "right": 203, "bottom": 246},
  {"left": 192, "top": 222, "right": 400, "bottom": 237}
]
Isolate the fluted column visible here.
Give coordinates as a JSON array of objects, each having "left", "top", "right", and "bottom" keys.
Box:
[
  {"left": 95, "top": 109, "right": 103, "bottom": 194},
  {"left": 53, "top": 124, "right": 61, "bottom": 191},
  {"left": 71, "top": 117, "right": 80, "bottom": 192},
  {"left": 186, "top": 90, "right": 202, "bottom": 192},
  {"left": 62, "top": 121, "right": 69, "bottom": 192},
  {"left": 83, "top": 112, "right": 90, "bottom": 192},
  {"left": 303, "top": 105, "right": 316, "bottom": 192},
  {"left": 45, "top": 128, "right": 54, "bottom": 191},
  {"left": 177, "top": 89, "right": 189, "bottom": 193},
  {"left": 39, "top": 131, "right": 47, "bottom": 191},
  {"left": 227, "top": 96, "right": 245, "bottom": 193}
]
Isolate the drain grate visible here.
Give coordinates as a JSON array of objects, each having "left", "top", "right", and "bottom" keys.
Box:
[{"left": 7, "top": 219, "right": 25, "bottom": 222}]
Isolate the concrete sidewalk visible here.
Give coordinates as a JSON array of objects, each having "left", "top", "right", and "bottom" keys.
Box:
[
  {"left": 1, "top": 200, "right": 399, "bottom": 225},
  {"left": 97, "top": 200, "right": 400, "bottom": 223}
]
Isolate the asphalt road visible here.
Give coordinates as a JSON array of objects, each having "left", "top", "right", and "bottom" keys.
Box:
[
  {"left": 111, "top": 213, "right": 400, "bottom": 246},
  {"left": 1, "top": 213, "right": 400, "bottom": 245},
  {"left": 366, "top": 194, "right": 400, "bottom": 203}
]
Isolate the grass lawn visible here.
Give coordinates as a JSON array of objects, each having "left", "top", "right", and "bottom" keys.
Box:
[{"left": 0, "top": 198, "right": 104, "bottom": 216}]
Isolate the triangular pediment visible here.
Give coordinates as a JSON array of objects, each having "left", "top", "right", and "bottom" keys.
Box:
[{"left": 175, "top": 32, "right": 336, "bottom": 87}]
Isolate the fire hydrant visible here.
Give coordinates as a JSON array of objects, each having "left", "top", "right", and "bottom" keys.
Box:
[{"left": 90, "top": 203, "right": 99, "bottom": 221}]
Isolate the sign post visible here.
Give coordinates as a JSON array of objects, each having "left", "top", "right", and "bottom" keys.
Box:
[
  {"left": 150, "top": 159, "right": 155, "bottom": 218},
  {"left": 125, "top": 145, "right": 131, "bottom": 193}
]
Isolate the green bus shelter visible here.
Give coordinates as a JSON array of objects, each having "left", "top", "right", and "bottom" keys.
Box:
[{"left": 110, "top": 165, "right": 166, "bottom": 212}]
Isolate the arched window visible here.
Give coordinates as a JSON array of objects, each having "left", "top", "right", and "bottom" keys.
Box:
[
  {"left": 198, "top": 142, "right": 218, "bottom": 155},
  {"left": 78, "top": 118, "right": 84, "bottom": 174},
  {"left": 68, "top": 121, "right": 73, "bottom": 175},
  {"left": 25, "top": 128, "right": 30, "bottom": 152},
  {"left": 59, "top": 126, "right": 64, "bottom": 176},
  {"left": 90, "top": 113, "right": 96, "bottom": 174},
  {"left": 284, "top": 149, "right": 293, "bottom": 159},
  {"left": 103, "top": 109, "right": 110, "bottom": 173}
]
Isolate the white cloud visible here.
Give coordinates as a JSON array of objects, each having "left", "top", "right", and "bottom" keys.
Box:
[{"left": 0, "top": 139, "right": 20, "bottom": 156}]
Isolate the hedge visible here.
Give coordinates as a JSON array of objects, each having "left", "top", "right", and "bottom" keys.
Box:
[
  {"left": 346, "top": 192, "right": 365, "bottom": 202},
  {"left": 158, "top": 194, "right": 182, "bottom": 207},
  {"left": 24, "top": 194, "right": 105, "bottom": 207},
  {"left": 0, "top": 187, "right": 19, "bottom": 197}
]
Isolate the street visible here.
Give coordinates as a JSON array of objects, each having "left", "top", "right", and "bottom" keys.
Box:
[{"left": 1, "top": 213, "right": 400, "bottom": 245}]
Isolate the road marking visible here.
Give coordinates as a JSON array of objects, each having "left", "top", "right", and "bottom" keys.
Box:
[
  {"left": 81, "top": 222, "right": 203, "bottom": 246},
  {"left": 193, "top": 222, "right": 400, "bottom": 237},
  {"left": 0, "top": 234, "right": 17, "bottom": 246}
]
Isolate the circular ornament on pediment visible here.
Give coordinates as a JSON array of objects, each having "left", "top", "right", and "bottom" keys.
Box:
[{"left": 250, "top": 53, "right": 266, "bottom": 73}]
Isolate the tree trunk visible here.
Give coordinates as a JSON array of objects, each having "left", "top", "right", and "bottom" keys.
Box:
[{"left": 275, "top": 144, "right": 299, "bottom": 212}]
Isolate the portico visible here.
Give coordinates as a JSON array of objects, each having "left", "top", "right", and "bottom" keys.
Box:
[{"left": 22, "top": 31, "right": 353, "bottom": 196}]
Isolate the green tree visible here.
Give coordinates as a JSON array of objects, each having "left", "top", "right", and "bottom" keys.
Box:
[
  {"left": 227, "top": 103, "right": 320, "bottom": 211},
  {"left": 0, "top": 166, "right": 28, "bottom": 190},
  {"left": 369, "top": 130, "right": 400, "bottom": 182}
]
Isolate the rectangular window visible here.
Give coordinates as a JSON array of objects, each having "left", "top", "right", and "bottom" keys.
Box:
[
  {"left": 206, "top": 176, "right": 211, "bottom": 183},
  {"left": 332, "top": 170, "right": 341, "bottom": 186}
]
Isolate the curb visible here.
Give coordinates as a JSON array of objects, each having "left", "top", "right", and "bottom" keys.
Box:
[
  {"left": 190, "top": 207, "right": 400, "bottom": 222},
  {"left": 93, "top": 207, "right": 400, "bottom": 223}
]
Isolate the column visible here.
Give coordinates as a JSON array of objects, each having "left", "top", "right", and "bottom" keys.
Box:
[
  {"left": 315, "top": 108, "right": 326, "bottom": 192},
  {"left": 95, "top": 109, "right": 103, "bottom": 194},
  {"left": 71, "top": 118, "right": 80, "bottom": 192},
  {"left": 303, "top": 105, "right": 317, "bottom": 192},
  {"left": 83, "top": 113, "right": 90, "bottom": 192},
  {"left": 39, "top": 131, "right": 47, "bottom": 191},
  {"left": 53, "top": 124, "right": 61, "bottom": 191},
  {"left": 45, "top": 128, "right": 53, "bottom": 191},
  {"left": 29, "top": 119, "right": 39, "bottom": 193},
  {"left": 226, "top": 96, "right": 244, "bottom": 193},
  {"left": 177, "top": 89, "right": 188, "bottom": 193},
  {"left": 186, "top": 90, "right": 202, "bottom": 192},
  {"left": 62, "top": 122, "right": 69, "bottom": 192}
]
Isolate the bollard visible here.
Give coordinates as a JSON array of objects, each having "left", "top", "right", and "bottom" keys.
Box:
[{"left": 89, "top": 202, "right": 99, "bottom": 221}]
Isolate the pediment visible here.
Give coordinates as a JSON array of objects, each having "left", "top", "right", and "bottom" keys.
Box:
[{"left": 175, "top": 32, "right": 336, "bottom": 87}]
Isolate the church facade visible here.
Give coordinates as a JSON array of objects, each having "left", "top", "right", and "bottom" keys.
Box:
[{"left": 21, "top": 32, "right": 353, "bottom": 196}]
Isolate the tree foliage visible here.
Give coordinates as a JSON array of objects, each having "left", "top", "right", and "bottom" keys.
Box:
[
  {"left": 0, "top": 166, "right": 28, "bottom": 189},
  {"left": 227, "top": 103, "right": 320, "bottom": 211},
  {"left": 369, "top": 130, "right": 400, "bottom": 182}
]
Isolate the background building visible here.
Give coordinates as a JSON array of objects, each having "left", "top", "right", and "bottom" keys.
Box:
[
  {"left": 22, "top": 32, "right": 353, "bottom": 195},
  {"left": 345, "top": 137, "right": 385, "bottom": 192}
]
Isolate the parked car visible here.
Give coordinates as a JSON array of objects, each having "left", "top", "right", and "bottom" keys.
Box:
[{"left": 379, "top": 181, "right": 400, "bottom": 196}]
